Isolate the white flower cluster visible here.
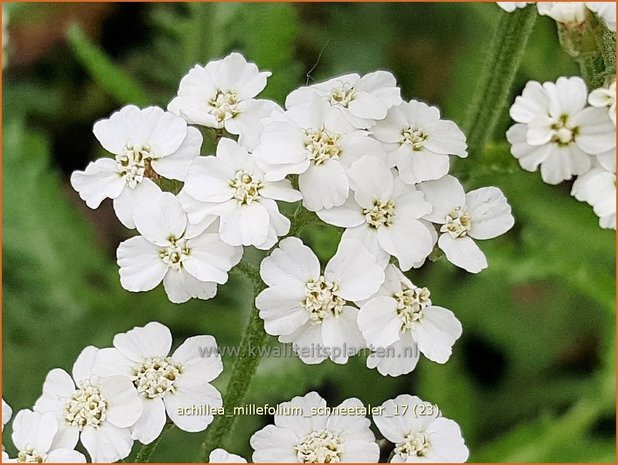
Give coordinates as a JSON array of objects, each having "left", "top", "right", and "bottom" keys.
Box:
[
  {"left": 250, "top": 391, "right": 469, "bottom": 463},
  {"left": 507, "top": 76, "right": 616, "bottom": 229},
  {"left": 497, "top": 2, "right": 616, "bottom": 32},
  {"left": 2, "top": 322, "right": 223, "bottom": 462}
]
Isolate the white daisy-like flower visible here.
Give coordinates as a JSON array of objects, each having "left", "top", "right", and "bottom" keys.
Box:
[
  {"left": 93, "top": 322, "right": 223, "bottom": 443},
  {"left": 418, "top": 175, "right": 514, "bottom": 274},
  {"left": 117, "top": 191, "right": 242, "bottom": 303},
  {"left": 286, "top": 71, "right": 402, "bottom": 129},
  {"left": 250, "top": 391, "right": 380, "bottom": 463},
  {"left": 496, "top": 2, "right": 531, "bottom": 13},
  {"left": 317, "top": 156, "right": 436, "bottom": 271},
  {"left": 537, "top": 2, "right": 588, "bottom": 25},
  {"left": 572, "top": 166, "right": 616, "bottom": 230},
  {"left": 33, "top": 346, "right": 143, "bottom": 463},
  {"left": 5, "top": 410, "right": 86, "bottom": 463},
  {"left": 506, "top": 77, "right": 615, "bottom": 184},
  {"left": 373, "top": 395, "right": 469, "bottom": 463},
  {"left": 372, "top": 100, "right": 468, "bottom": 184},
  {"left": 589, "top": 80, "right": 616, "bottom": 126},
  {"left": 358, "top": 265, "right": 462, "bottom": 377},
  {"left": 586, "top": 2, "right": 616, "bottom": 31},
  {"left": 2, "top": 398, "right": 12, "bottom": 431},
  {"left": 181, "top": 138, "right": 301, "bottom": 250},
  {"left": 209, "top": 448, "right": 248, "bottom": 463},
  {"left": 168, "top": 52, "right": 280, "bottom": 149},
  {"left": 256, "top": 237, "right": 384, "bottom": 364},
  {"left": 70, "top": 105, "right": 202, "bottom": 229},
  {"left": 254, "top": 96, "right": 382, "bottom": 211}
]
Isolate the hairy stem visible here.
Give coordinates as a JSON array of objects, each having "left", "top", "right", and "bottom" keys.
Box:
[
  {"left": 462, "top": 6, "right": 537, "bottom": 161},
  {"left": 199, "top": 260, "right": 267, "bottom": 460}
]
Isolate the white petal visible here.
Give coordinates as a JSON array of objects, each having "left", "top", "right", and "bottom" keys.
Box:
[
  {"left": 417, "top": 176, "right": 466, "bottom": 223},
  {"left": 117, "top": 236, "right": 168, "bottom": 292},
  {"left": 165, "top": 382, "right": 222, "bottom": 432},
  {"left": 72, "top": 346, "right": 98, "bottom": 384},
  {"left": 183, "top": 156, "right": 235, "bottom": 203},
  {"left": 219, "top": 201, "right": 270, "bottom": 247},
  {"left": 130, "top": 398, "right": 166, "bottom": 445},
  {"left": 299, "top": 161, "right": 349, "bottom": 211},
  {"left": 133, "top": 192, "right": 187, "bottom": 246},
  {"left": 573, "top": 106, "right": 616, "bottom": 155},
  {"left": 261, "top": 179, "right": 302, "bottom": 202},
  {"left": 377, "top": 216, "right": 434, "bottom": 271},
  {"left": 92, "top": 105, "right": 142, "bottom": 154},
  {"left": 280, "top": 323, "right": 327, "bottom": 364},
  {"left": 11, "top": 410, "right": 57, "bottom": 453},
  {"left": 438, "top": 234, "right": 487, "bottom": 273},
  {"left": 367, "top": 333, "right": 420, "bottom": 377},
  {"left": 99, "top": 376, "right": 143, "bottom": 428},
  {"left": 274, "top": 391, "right": 327, "bottom": 435},
  {"left": 357, "top": 296, "right": 402, "bottom": 348},
  {"left": 92, "top": 348, "right": 133, "bottom": 378},
  {"left": 256, "top": 285, "right": 309, "bottom": 336},
  {"left": 184, "top": 232, "right": 239, "bottom": 284},
  {"left": 45, "top": 449, "right": 87, "bottom": 463},
  {"left": 151, "top": 126, "right": 202, "bottom": 181},
  {"left": 259, "top": 237, "right": 320, "bottom": 287},
  {"left": 172, "top": 335, "right": 223, "bottom": 382},
  {"left": 509, "top": 80, "right": 549, "bottom": 123},
  {"left": 424, "top": 418, "right": 469, "bottom": 463},
  {"left": 349, "top": 156, "right": 394, "bottom": 207},
  {"left": 112, "top": 177, "right": 162, "bottom": 229},
  {"left": 80, "top": 422, "right": 134, "bottom": 463},
  {"left": 131, "top": 106, "right": 188, "bottom": 156},
  {"left": 113, "top": 321, "right": 172, "bottom": 362},
  {"left": 321, "top": 306, "right": 365, "bottom": 363},
  {"left": 466, "top": 187, "right": 514, "bottom": 240},
  {"left": 163, "top": 270, "right": 218, "bottom": 303},
  {"left": 395, "top": 147, "right": 451, "bottom": 184},
  {"left": 423, "top": 119, "right": 467, "bottom": 157},
  {"left": 34, "top": 369, "right": 75, "bottom": 414},
  {"left": 412, "top": 306, "right": 462, "bottom": 363},
  {"left": 250, "top": 424, "right": 299, "bottom": 463},
  {"left": 539, "top": 144, "right": 591, "bottom": 184},
  {"left": 315, "top": 195, "right": 365, "bottom": 228},
  {"left": 210, "top": 448, "right": 248, "bottom": 463},
  {"left": 339, "top": 439, "right": 380, "bottom": 463},
  {"left": 70, "top": 158, "right": 125, "bottom": 208}
]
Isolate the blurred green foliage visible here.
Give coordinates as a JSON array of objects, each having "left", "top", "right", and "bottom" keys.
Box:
[{"left": 2, "top": 3, "right": 615, "bottom": 462}]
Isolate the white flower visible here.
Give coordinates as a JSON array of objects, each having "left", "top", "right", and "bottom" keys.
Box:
[
  {"left": 572, "top": 166, "right": 616, "bottom": 230},
  {"left": 372, "top": 100, "right": 467, "bottom": 184},
  {"left": 317, "top": 156, "right": 436, "bottom": 271},
  {"left": 117, "top": 191, "right": 242, "bottom": 303},
  {"left": 250, "top": 391, "right": 379, "bottom": 463},
  {"left": 589, "top": 80, "right": 616, "bottom": 126},
  {"left": 70, "top": 105, "right": 202, "bottom": 228},
  {"left": 358, "top": 265, "right": 462, "bottom": 377},
  {"left": 497, "top": 3, "right": 531, "bottom": 13},
  {"left": 33, "top": 346, "right": 143, "bottom": 463},
  {"left": 254, "top": 96, "right": 382, "bottom": 211},
  {"left": 418, "top": 175, "right": 514, "bottom": 274},
  {"left": 507, "top": 77, "right": 615, "bottom": 184},
  {"left": 6, "top": 410, "right": 86, "bottom": 463},
  {"left": 2, "top": 398, "right": 12, "bottom": 431},
  {"left": 168, "top": 52, "right": 280, "bottom": 149},
  {"left": 256, "top": 237, "right": 384, "bottom": 364},
  {"left": 537, "top": 2, "right": 587, "bottom": 24},
  {"left": 93, "top": 322, "right": 223, "bottom": 442},
  {"left": 586, "top": 2, "right": 616, "bottom": 31},
  {"left": 373, "top": 395, "right": 469, "bottom": 463},
  {"left": 209, "top": 448, "right": 248, "bottom": 463},
  {"left": 181, "top": 138, "right": 301, "bottom": 250},
  {"left": 286, "top": 71, "right": 402, "bottom": 129}
]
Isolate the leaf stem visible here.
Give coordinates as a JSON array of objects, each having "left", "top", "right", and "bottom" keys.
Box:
[{"left": 462, "top": 6, "right": 537, "bottom": 162}]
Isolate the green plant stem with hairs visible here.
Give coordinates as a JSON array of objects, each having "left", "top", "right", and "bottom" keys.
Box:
[{"left": 461, "top": 6, "right": 537, "bottom": 164}]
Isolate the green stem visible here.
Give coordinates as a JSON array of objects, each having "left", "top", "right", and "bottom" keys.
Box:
[
  {"left": 198, "top": 260, "right": 267, "bottom": 460},
  {"left": 134, "top": 424, "right": 174, "bottom": 462},
  {"left": 462, "top": 6, "right": 537, "bottom": 161}
]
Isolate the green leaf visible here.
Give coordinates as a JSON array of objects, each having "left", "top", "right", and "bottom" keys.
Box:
[{"left": 66, "top": 25, "right": 148, "bottom": 106}]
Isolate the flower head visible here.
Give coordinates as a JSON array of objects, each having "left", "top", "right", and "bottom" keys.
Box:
[
  {"left": 256, "top": 237, "right": 385, "bottom": 364},
  {"left": 358, "top": 265, "right": 463, "bottom": 376},
  {"left": 93, "top": 322, "right": 223, "bottom": 442},
  {"left": 34, "top": 346, "right": 143, "bottom": 462},
  {"left": 373, "top": 395, "right": 469, "bottom": 463},
  {"left": 117, "top": 191, "right": 242, "bottom": 303},
  {"left": 168, "top": 52, "right": 280, "bottom": 149},
  {"left": 70, "top": 105, "right": 202, "bottom": 228},
  {"left": 419, "top": 175, "right": 514, "bottom": 273},
  {"left": 250, "top": 391, "right": 379, "bottom": 463}
]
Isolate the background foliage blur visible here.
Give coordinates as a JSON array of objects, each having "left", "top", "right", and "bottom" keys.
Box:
[{"left": 2, "top": 2, "right": 615, "bottom": 462}]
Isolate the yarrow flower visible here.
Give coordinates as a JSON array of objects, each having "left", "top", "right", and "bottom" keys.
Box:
[
  {"left": 6, "top": 410, "right": 86, "bottom": 463},
  {"left": 256, "top": 237, "right": 384, "bottom": 364},
  {"left": 93, "top": 322, "right": 223, "bottom": 443},
  {"left": 372, "top": 100, "right": 468, "bottom": 184},
  {"left": 70, "top": 105, "right": 202, "bottom": 228},
  {"left": 286, "top": 71, "right": 402, "bottom": 129},
  {"left": 34, "top": 346, "right": 143, "bottom": 462},
  {"left": 358, "top": 265, "right": 463, "bottom": 377},
  {"left": 181, "top": 138, "right": 301, "bottom": 250},
  {"left": 209, "top": 448, "right": 248, "bottom": 463},
  {"left": 506, "top": 77, "right": 615, "bottom": 184},
  {"left": 250, "top": 391, "right": 379, "bottom": 463},
  {"left": 168, "top": 52, "right": 280, "bottom": 149},
  {"left": 117, "top": 191, "right": 242, "bottom": 303},
  {"left": 589, "top": 80, "right": 616, "bottom": 126},
  {"left": 254, "top": 96, "right": 381, "bottom": 211},
  {"left": 419, "top": 175, "right": 514, "bottom": 273},
  {"left": 373, "top": 395, "right": 469, "bottom": 463},
  {"left": 571, "top": 166, "right": 616, "bottom": 229},
  {"left": 317, "top": 156, "right": 436, "bottom": 271}
]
